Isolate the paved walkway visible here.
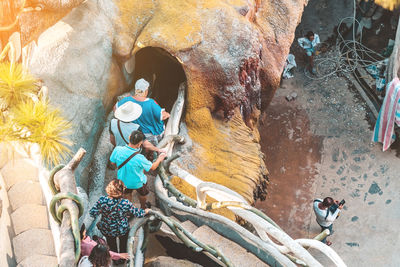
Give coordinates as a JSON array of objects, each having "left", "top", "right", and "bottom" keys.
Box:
[{"left": 256, "top": 63, "right": 400, "bottom": 266}]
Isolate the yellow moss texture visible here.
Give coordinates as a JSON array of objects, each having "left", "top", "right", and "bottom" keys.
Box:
[
  {"left": 113, "top": 0, "right": 303, "bottom": 204},
  {"left": 184, "top": 107, "right": 266, "bottom": 204},
  {"left": 116, "top": 0, "right": 254, "bottom": 53}
]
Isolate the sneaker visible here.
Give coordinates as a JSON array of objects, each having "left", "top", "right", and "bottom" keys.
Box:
[{"left": 311, "top": 68, "right": 316, "bottom": 75}]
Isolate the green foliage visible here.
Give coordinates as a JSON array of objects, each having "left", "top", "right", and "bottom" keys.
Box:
[
  {"left": 12, "top": 100, "right": 73, "bottom": 165},
  {"left": 0, "top": 62, "right": 38, "bottom": 110},
  {"left": 0, "top": 60, "right": 72, "bottom": 166}
]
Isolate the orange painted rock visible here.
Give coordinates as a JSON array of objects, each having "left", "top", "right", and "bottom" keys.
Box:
[{"left": 19, "top": 0, "right": 306, "bottom": 202}]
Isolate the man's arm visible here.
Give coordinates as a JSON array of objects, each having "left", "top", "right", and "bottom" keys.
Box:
[
  {"left": 149, "top": 153, "right": 167, "bottom": 171},
  {"left": 142, "top": 140, "right": 161, "bottom": 153},
  {"left": 109, "top": 148, "right": 118, "bottom": 169},
  {"left": 298, "top": 37, "right": 306, "bottom": 48},
  {"left": 162, "top": 110, "right": 170, "bottom": 120},
  {"left": 326, "top": 207, "right": 341, "bottom": 223},
  {"left": 110, "top": 133, "right": 116, "bottom": 146}
]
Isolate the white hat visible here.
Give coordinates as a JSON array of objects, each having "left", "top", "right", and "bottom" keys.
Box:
[
  {"left": 135, "top": 78, "right": 150, "bottom": 91},
  {"left": 114, "top": 101, "right": 142, "bottom": 122}
]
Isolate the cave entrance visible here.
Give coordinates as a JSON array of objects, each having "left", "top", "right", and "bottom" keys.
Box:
[{"left": 133, "top": 47, "right": 186, "bottom": 113}]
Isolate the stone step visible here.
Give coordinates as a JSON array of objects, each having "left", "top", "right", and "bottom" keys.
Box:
[
  {"left": 180, "top": 220, "right": 198, "bottom": 234},
  {"left": 8, "top": 181, "right": 44, "bottom": 211},
  {"left": 1, "top": 159, "right": 38, "bottom": 190},
  {"left": 0, "top": 172, "right": 16, "bottom": 267},
  {"left": 192, "top": 225, "right": 268, "bottom": 267},
  {"left": 157, "top": 217, "right": 199, "bottom": 245},
  {"left": 158, "top": 216, "right": 183, "bottom": 243},
  {"left": 11, "top": 204, "right": 49, "bottom": 235},
  {"left": 17, "top": 254, "right": 58, "bottom": 267},
  {"left": 0, "top": 143, "right": 30, "bottom": 170},
  {"left": 12, "top": 228, "right": 55, "bottom": 264},
  {"left": 144, "top": 256, "right": 202, "bottom": 267}
]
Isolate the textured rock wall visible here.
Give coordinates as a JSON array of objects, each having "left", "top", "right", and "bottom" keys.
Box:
[
  {"left": 113, "top": 0, "right": 308, "bottom": 202},
  {"left": 28, "top": 0, "right": 119, "bottom": 187},
  {"left": 7, "top": 0, "right": 307, "bottom": 200}
]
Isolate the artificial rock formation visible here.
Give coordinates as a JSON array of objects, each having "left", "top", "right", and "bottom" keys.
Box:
[{"left": 8, "top": 0, "right": 307, "bottom": 202}]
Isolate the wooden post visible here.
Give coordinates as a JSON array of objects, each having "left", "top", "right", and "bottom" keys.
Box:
[{"left": 53, "top": 148, "right": 86, "bottom": 267}]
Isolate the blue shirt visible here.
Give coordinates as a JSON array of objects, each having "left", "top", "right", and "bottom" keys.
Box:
[
  {"left": 109, "top": 119, "right": 140, "bottom": 146},
  {"left": 90, "top": 196, "right": 145, "bottom": 237},
  {"left": 117, "top": 96, "right": 164, "bottom": 135},
  {"left": 109, "top": 145, "right": 152, "bottom": 189}
]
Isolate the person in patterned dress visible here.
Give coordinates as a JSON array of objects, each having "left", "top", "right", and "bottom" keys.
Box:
[{"left": 90, "top": 179, "right": 149, "bottom": 264}]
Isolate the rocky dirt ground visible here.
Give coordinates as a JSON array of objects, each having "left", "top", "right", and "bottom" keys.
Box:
[
  {"left": 256, "top": 37, "right": 400, "bottom": 267},
  {"left": 256, "top": 60, "right": 400, "bottom": 266}
]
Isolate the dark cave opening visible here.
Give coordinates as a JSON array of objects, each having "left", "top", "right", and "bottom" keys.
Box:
[{"left": 133, "top": 47, "right": 187, "bottom": 113}]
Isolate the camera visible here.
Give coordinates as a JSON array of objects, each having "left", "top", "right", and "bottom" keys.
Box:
[{"left": 329, "top": 199, "right": 345, "bottom": 213}]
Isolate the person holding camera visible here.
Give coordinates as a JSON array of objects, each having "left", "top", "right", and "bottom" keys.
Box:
[{"left": 313, "top": 197, "right": 344, "bottom": 246}]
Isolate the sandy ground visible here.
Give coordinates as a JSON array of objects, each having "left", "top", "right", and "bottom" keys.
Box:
[{"left": 256, "top": 46, "right": 400, "bottom": 267}]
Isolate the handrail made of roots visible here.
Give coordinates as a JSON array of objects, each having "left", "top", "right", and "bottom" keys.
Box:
[
  {"left": 159, "top": 158, "right": 334, "bottom": 266},
  {"left": 49, "top": 148, "right": 86, "bottom": 266},
  {"left": 154, "top": 79, "right": 345, "bottom": 266},
  {"left": 154, "top": 81, "right": 295, "bottom": 266},
  {"left": 154, "top": 175, "right": 296, "bottom": 267},
  {"left": 127, "top": 210, "right": 233, "bottom": 267}
]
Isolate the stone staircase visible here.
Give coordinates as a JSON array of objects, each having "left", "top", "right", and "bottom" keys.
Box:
[
  {"left": 0, "top": 145, "right": 58, "bottom": 267},
  {"left": 158, "top": 218, "right": 269, "bottom": 266}
]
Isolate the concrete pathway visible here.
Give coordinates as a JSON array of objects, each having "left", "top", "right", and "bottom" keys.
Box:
[
  {"left": 256, "top": 60, "right": 400, "bottom": 266},
  {"left": 0, "top": 144, "right": 57, "bottom": 267}
]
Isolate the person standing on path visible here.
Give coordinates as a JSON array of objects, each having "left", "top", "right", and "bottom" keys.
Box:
[
  {"left": 313, "top": 197, "right": 343, "bottom": 246},
  {"left": 89, "top": 179, "right": 148, "bottom": 265},
  {"left": 109, "top": 130, "right": 167, "bottom": 208},
  {"left": 110, "top": 101, "right": 164, "bottom": 153},
  {"left": 115, "top": 78, "right": 170, "bottom": 146},
  {"left": 298, "top": 31, "right": 320, "bottom": 74}
]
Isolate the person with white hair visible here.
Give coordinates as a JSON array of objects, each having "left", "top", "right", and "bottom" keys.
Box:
[{"left": 115, "top": 78, "right": 170, "bottom": 145}]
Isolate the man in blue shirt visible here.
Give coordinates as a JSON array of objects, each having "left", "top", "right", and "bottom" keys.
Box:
[
  {"left": 109, "top": 130, "right": 166, "bottom": 208},
  {"left": 115, "top": 78, "right": 170, "bottom": 145}
]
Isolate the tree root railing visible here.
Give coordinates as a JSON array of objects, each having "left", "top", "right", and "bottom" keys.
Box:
[
  {"left": 151, "top": 79, "right": 347, "bottom": 267},
  {"left": 127, "top": 210, "right": 233, "bottom": 267},
  {"left": 158, "top": 159, "right": 336, "bottom": 266},
  {"left": 160, "top": 167, "right": 346, "bottom": 266},
  {"left": 48, "top": 148, "right": 86, "bottom": 266}
]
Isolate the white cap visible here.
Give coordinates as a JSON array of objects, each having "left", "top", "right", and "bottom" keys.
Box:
[
  {"left": 114, "top": 101, "right": 142, "bottom": 122},
  {"left": 135, "top": 78, "right": 150, "bottom": 91}
]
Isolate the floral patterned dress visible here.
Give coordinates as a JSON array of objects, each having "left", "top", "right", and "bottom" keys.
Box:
[{"left": 90, "top": 196, "right": 145, "bottom": 237}]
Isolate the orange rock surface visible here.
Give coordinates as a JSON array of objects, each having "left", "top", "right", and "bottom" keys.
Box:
[{"left": 6, "top": 0, "right": 308, "bottom": 203}]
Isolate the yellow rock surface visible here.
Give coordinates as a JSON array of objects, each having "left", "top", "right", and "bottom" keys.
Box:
[
  {"left": 10, "top": 0, "right": 307, "bottom": 205},
  {"left": 113, "top": 0, "right": 305, "bottom": 203}
]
